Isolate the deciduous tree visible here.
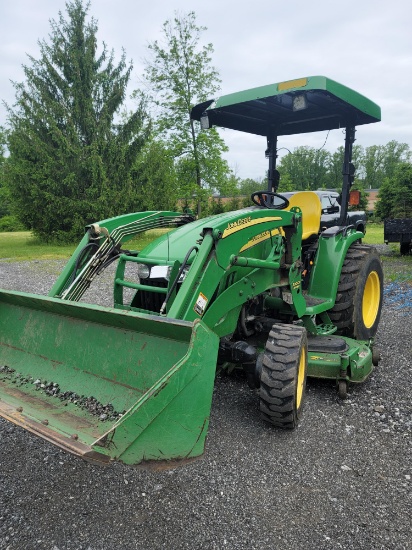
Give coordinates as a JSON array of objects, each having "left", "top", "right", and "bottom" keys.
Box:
[
  {"left": 143, "top": 11, "right": 230, "bottom": 214},
  {"left": 278, "top": 146, "right": 330, "bottom": 190},
  {"left": 391, "top": 163, "right": 412, "bottom": 218},
  {"left": 375, "top": 163, "right": 412, "bottom": 219}
]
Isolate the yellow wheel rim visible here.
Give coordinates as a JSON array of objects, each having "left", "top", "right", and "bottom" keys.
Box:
[
  {"left": 296, "top": 347, "right": 306, "bottom": 409},
  {"left": 362, "top": 271, "right": 380, "bottom": 328}
]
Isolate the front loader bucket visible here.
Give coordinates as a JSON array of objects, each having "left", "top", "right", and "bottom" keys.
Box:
[{"left": 0, "top": 290, "right": 218, "bottom": 465}]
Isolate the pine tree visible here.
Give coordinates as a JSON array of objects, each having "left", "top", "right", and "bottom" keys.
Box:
[{"left": 4, "top": 0, "right": 150, "bottom": 242}]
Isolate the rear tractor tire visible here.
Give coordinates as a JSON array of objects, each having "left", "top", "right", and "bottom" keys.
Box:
[
  {"left": 259, "top": 324, "right": 308, "bottom": 429},
  {"left": 329, "top": 244, "right": 383, "bottom": 340}
]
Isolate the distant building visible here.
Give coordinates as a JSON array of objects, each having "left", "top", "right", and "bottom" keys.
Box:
[{"left": 365, "top": 189, "right": 379, "bottom": 212}]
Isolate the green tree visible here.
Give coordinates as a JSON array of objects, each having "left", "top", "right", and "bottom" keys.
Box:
[
  {"left": 375, "top": 178, "right": 396, "bottom": 220},
  {"left": 375, "top": 163, "right": 412, "bottom": 219},
  {"left": 361, "top": 145, "right": 385, "bottom": 189},
  {"left": 327, "top": 145, "right": 364, "bottom": 188},
  {"left": 391, "top": 163, "right": 412, "bottom": 218},
  {"left": 0, "top": 127, "right": 9, "bottom": 218},
  {"left": 278, "top": 146, "right": 330, "bottom": 190},
  {"left": 0, "top": 127, "right": 6, "bottom": 163},
  {"left": 143, "top": 11, "right": 230, "bottom": 214},
  {"left": 277, "top": 172, "right": 298, "bottom": 193},
  {"left": 381, "top": 141, "right": 411, "bottom": 183},
  {"left": 4, "top": 0, "right": 150, "bottom": 242},
  {"left": 238, "top": 177, "right": 264, "bottom": 196},
  {"left": 359, "top": 142, "right": 410, "bottom": 189},
  {"left": 132, "top": 139, "right": 179, "bottom": 212}
]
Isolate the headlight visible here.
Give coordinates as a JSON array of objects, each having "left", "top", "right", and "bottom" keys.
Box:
[
  {"left": 136, "top": 264, "right": 190, "bottom": 282},
  {"left": 137, "top": 263, "right": 151, "bottom": 279},
  {"left": 150, "top": 266, "right": 169, "bottom": 279}
]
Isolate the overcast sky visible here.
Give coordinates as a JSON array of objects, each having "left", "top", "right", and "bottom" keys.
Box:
[{"left": 1, "top": 0, "right": 411, "bottom": 180}]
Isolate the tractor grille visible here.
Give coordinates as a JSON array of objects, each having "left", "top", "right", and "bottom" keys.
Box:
[{"left": 131, "top": 279, "right": 168, "bottom": 313}]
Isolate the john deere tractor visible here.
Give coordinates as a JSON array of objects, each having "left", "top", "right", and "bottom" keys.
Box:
[{"left": 0, "top": 76, "right": 383, "bottom": 465}]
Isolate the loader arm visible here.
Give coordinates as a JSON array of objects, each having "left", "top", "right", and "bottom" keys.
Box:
[{"left": 49, "top": 211, "right": 194, "bottom": 301}]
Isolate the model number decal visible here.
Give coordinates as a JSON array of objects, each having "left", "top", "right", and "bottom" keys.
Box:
[
  {"left": 222, "top": 216, "right": 282, "bottom": 238},
  {"left": 239, "top": 229, "right": 281, "bottom": 252}
]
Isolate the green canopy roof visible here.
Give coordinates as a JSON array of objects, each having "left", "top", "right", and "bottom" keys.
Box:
[{"left": 191, "top": 76, "right": 381, "bottom": 136}]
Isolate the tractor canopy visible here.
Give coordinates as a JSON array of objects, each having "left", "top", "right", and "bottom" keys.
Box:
[{"left": 191, "top": 75, "right": 381, "bottom": 136}]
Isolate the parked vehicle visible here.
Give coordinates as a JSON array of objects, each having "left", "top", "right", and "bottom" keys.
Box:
[
  {"left": 283, "top": 190, "right": 367, "bottom": 233},
  {"left": 384, "top": 218, "right": 412, "bottom": 255}
]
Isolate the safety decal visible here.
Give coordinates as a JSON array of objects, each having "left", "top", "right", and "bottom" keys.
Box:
[{"left": 194, "top": 292, "right": 208, "bottom": 316}]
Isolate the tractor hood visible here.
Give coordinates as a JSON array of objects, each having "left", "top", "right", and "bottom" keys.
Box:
[{"left": 138, "top": 207, "right": 260, "bottom": 263}]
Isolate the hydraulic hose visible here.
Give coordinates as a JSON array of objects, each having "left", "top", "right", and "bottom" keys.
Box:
[{"left": 159, "top": 246, "right": 199, "bottom": 315}]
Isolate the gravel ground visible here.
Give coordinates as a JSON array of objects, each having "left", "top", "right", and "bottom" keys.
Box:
[{"left": 0, "top": 246, "right": 411, "bottom": 550}]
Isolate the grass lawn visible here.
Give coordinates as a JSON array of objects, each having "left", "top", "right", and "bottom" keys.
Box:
[
  {"left": 0, "top": 229, "right": 172, "bottom": 261},
  {"left": 1, "top": 223, "right": 385, "bottom": 261},
  {"left": 0, "top": 222, "right": 410, "bottom": 284},
  {"left": 0, "top": 232, "right": 76, "bottom": 261},
  {"left": 0, "top": 222, "right": 389, "bottom": 261},
  {"left": 363, "top": 222, "right": 383, "bottom": 245},
  {"left": 357, "top": 223, "right": 412, "bottom": 283}
]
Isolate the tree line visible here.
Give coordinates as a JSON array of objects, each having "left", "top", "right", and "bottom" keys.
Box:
[{"left": 0, "top": 0, "right": 411, "bottom": 241}]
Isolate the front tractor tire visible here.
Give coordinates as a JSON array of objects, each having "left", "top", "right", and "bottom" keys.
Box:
[
  {"left": 259, "top": 324, "right": 308, "bottom": 429},
  {"left": 329, "top": 244, "right": 383, "bottom": 340}
]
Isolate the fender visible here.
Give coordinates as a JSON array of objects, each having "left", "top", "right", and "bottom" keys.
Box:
[{"left": 307, "top": 229, "right": 364, "bottom": 306}]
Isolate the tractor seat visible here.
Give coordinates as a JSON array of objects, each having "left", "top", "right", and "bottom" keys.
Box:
[{"left": 286, "top": 191, "right": 322, "bottom": 240}]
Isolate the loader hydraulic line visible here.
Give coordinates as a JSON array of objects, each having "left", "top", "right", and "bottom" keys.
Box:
[
  {"left": 230, "top": 255, "right": 281, "bottom": 270},
  {"left": 160, "top": 245, "right": 199, "bottom": 314}
]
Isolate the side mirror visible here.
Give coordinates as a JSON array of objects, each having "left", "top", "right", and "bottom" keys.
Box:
[{"left": 322, "top": 206, "right": 339, "bottom": 215}]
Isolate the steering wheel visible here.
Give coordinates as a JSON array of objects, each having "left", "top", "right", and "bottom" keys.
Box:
[{"left": 251, "top": 191, "right": 290, "bottom": 210}]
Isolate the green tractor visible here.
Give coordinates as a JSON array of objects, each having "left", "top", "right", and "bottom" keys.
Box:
[{"left": 0, "top": 76, "right": 383, "bottom": 465}]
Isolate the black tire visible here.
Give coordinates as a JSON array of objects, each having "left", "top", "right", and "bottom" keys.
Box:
[
  {"left": 338, "top": 380, "right": 348, "bottom": 400},
  {"left": 259, "top": 324, "right": 308, "bottom": 429},
  {"left": 372, "top": 347, "right": 381, "bottom": 366},
  {"left": 329, "top": 244, "right": 383, "bottom": 340},
  {"left": 400, "top": 242, "right": 410, "bottom": 256}
]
